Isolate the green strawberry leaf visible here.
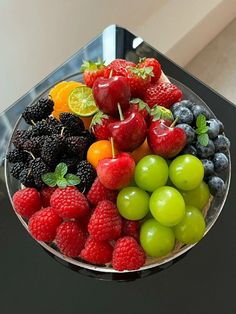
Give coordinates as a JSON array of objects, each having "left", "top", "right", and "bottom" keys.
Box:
[
  {"left": 56, "top": 178, "right": 68, "bottom": 189},
  {"left": 41, "top": 173, "right": 57, "bottom": 187},
  {"left": 55, "top": 163, "right": 68, "bottom": 178},
  {"left": 198, "top": 133, "right": 209, "bottom": 146},
  {"left": 150, "top": 105, "right": 174, "bottom": 122},
  {"left": 80, "top": 59, "right": 105, "bottom": 72},
  {"left": 90, "top": 111, "right": 109, "bottom": 128},
  {"left": 130, "top": 66, "right": 154, "bottom": 79},
  {"left": 130, "top": 98, "right": 151, "bottom": 114},
  {"left": 65, "top": 174, "right": 81, "bottom": 186}
]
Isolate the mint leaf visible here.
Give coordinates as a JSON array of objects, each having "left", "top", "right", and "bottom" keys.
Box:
[
  {"left": 65, "top": 174, "right": 81, "bottom": 186},
  {"left": 196, "top": 114, "right": 206, "bottom": 130},
  {"left": 55, "top": 163, "right": 68, "bottom": 178},
  {"left": 196, "top": 126, "right": 208, "bottom": 135},
  {"left": 198, "top": 133, "right": 209, "bottom": 146},
  {"left": 56, "top": 178, "right": 68, "bottom": 188},
  {"left": 41, "top": 173, "right": 57, "bottom": 187}
]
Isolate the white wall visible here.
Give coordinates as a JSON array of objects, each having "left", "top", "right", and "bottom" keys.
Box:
[{"left": 0, "top": 0, "right": 235, "bottom": 112}]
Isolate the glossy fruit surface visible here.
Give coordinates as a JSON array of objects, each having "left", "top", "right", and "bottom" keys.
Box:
[
  {"left": 150, "top": 186, "right": 185, "bottom": 227},
  {"left": 92, "top": 76, "right": 131, "bottom": 116},
  {"left": 134, "top": 155, "right": 168, "bottom": 192},
  {"left": 131, "top": 139, "right": 153, "bottom": 163},
  {"left": 173, "top": 206, "right": 206, "bottom": 244},
  {"left": 117, "top": 187, "right": 149, "bottom": 220},
  {"left": 87, "top": 140, "right": 113, "bottom": 168},
  {"left": 169, "top": 154, "right": 204, "bottom": 190},
  {"left": 140, "top": 219, "right": 175, "bottom": 257},
  {"left": 108, "top": 111, "right": 147, "bottom": 152},
  {"left": 181, "top": 181, "right": 210, "bottom": 210}
]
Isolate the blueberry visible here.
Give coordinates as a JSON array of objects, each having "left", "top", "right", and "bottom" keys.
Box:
[
  {"left": 192, "top": 105, "right": 212, "bottom": 120},
  {"left": 208, "top": 176, "right": 225, "bottom": 196},
  {"left": 176, "top": 124, "right": 195, "bottom": 144},
  {"left": 215, "top": 119, "right": 224, "bottom": 133},
  {"left": 201, "top": 159, "right": 214, "bottom": 177},
  {"left": 214, "top": 135, "right": 230, "bottom": 153},
  {"left": 212, "top": 152, "right": 229, "bottom": 173},
  {"left": 173, "top": 107, "right": 193, "bottom": 124},
  {"left": 196, "top": 139, "right": 215, "bottom": 158},
  {"left": 172, "top": 100, "right": 194, "bottom": 111},
  {"left": 206, "top": 119, "right": 220, "bottom": 139},
  {"left": 181, "top": 145, "right": 197, "bottom": 156}
]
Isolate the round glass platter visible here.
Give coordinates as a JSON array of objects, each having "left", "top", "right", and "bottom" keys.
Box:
[{"left": 4, "top": 74, "right": 231, "bottom": 274}]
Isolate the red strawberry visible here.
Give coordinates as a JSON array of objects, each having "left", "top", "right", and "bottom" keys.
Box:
[
  {"left": 125, "top": 98, "right": 150, "bottom": 122},
  {"left": 112, "top": 236, "right": 145, "bottom": 271},
  {"left": 144, "top": 82, "right": 183, "bottom": 109},
  {"left": 55, "top": 221, "right": 86, "bottom": 257},
  {"left": 90, "top": 111, "right": 116, "bottom": 140},
  {"left": 127, "top": 66, "right": 153, "bottom": 97},
  {"left": 13, "top": 188, "right": 41, "bottom": 219},
  {"left": 50, "top": 186, "right": 89, "bottom": 219},
  {"left": 80, "top": 237, "right": 113, "bottom": 265},
  {"left": 40, "top": 186, "right": 57, "bottom": 208},
  {"left": 88, "top": 200, "right": 122, "bottom": 241},
  {"left": 138, "top": 57, "right": 161, "bottom": 83},
  {"left": 87, "top": 177, "right": 118, "bottom": 206},
  {"left": 28, "top": 207, "right": 62, "bottom": 242},
  {"left": 80, "top": 60, "right": 106, "bottom": 88},
  {"left": 104, "top": 59, "right": 135, "bottom": 78},
  {"left": 122, "top": 219, "right": 140, "bottom": 242}
]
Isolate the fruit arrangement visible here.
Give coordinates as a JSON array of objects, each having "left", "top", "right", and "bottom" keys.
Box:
[{"left": 6, "top": 57, "right": 230, "bottom": 272}]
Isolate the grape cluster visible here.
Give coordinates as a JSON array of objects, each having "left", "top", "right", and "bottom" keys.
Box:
[
  {"left": 171, "top": 100, "right": 230, "bottom": 196},
  {"left": 7, "top": 98, "right": 96, "bottom": 189}
]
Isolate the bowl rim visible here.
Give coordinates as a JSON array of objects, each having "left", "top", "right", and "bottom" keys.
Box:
[{"left": 4, "top": 75, "right": 231, "bottom": 274}]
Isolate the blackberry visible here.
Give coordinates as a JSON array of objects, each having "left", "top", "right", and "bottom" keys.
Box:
[
  {"left": 30, "top": 157, "right": 50, "bottom": 188},
  {"left": 10, "top": 162, "right": 25, "bottom": 179},
  {"left": 12, "top": 130, "right": 31, "bottom": 149},
  {"left": 6, "top": 149, "right": 28, "bottom": 163},
  {"left": 22, "top": 98, "right": 54, "bottom": 125},
  {"left": 19, "top": 168, "right": 36, "bottom": 188},
  {"left": 81, "top": 130, "right": 96, "bottom": 150},
  {"left": 41, "top": 135, "right": 64, "bottom": 166},
  {"left": 60, "top": 155, "right": 81, "bottom": 173},
  {"left": 31, "top": 120, "right": 51, "bottom": 137},
  {"left": 65, "top": 136, "right": 87, "bottom": 156},
  {"left": 59, "top": 112, "right": 85, "bottom": 135},
  {"left": 22, "top": 138, "right": 41, "bottom": 156},
  {"left": 76, "top": 160, "right": 96, "bottom": 193}
]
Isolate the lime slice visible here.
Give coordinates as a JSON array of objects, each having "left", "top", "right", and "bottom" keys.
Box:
[{"left": 68, "top": 86, "right": 98, "bottom": 117}]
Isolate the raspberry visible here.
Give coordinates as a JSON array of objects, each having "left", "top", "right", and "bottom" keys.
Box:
[
  {"left": 13, "top": 188, "right": 41, "bottom": 218},
  {"left": 50, "top": 186, "right": 89, "bottom": 219},
  {"left": 28, "top": 207, "right": 62, "bottom": 242},
  {"left": 55, "top": 221, "right": 86, "bottom": 257},
  {"left": 40, "top": 186, "right": 57, "bottom": 207},
  {"left": 87, "top": 177, "right": 118, "bottom": 206},
  {"left": 88, "top": 200, "right": 122, "bottom": 241},
  {"left": 80, "top": 237, "right": 113, "bottom": 265},
  {"left": 122, "top": 219, "right": 140, "bottom": 242},
  {"left": 112, "top": 236, "right": 145, "bottom": 271}
]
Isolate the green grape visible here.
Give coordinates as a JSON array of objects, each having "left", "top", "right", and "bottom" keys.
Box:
[
  {"left": 140, "top": 219, "right": 175, "bottom": 257},
  {"left": 173, "top": 206, "right": 206, "bottom": 244},
  {"left": 134, "top": 155, "right": 168, "bottom": 192},
  {"left": 117, "top": 186, "right": 149, "bottom": 220},
  {"left": 181, "top": 181, "right": 210, "bottom": 210},
  {"left": 150, "top": 186, "right": 185, "bottom": 227},
  {"left": 169, "top": 154, "right": 204, "bottom": 191}
]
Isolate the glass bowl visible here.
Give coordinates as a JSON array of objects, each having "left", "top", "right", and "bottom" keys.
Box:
[{"left": 4, "top": 72, "right": 231, "bottom": 274}]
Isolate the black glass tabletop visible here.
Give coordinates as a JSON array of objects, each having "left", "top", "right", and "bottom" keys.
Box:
[{"left": 0, "top": 25, "right": 235, "bottom": 314}]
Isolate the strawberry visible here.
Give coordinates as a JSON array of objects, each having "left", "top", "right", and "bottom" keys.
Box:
[
  {"left": 80, "top": 60, "right": 106, "bottom": 88},
  {"left": 138, "top": 57, "right": 161, "bottom": 83},
  {"left": 126, "top": 66, "right": 153, "bottom": 98},
  {"left": 125, "top": 98, "right": 151, "bottom": 122},
  {"left": 88, "top": 200, "right": 122, "bottom": 241},
  {"left": 90, "top": 111, "right": 116, "bottom": 140},
  {"left": 80, "top": 237, "right": 113, "bottom": 265},
  {"left": 143, "top": 82, "right": 183, "bottom": 109},
  {"left": 104, "top": 59, "right": 135, "bottom": 78}
]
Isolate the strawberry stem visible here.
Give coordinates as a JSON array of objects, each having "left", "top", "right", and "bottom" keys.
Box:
[
  {"left": 117, "top": 103, "right": 124, "bottom": 121},
  {"left": 110, "top": 137, "right": 115, "bottom": 158},
  {"left": 170, "top": 117, "right": 178, "bottom": 128}
]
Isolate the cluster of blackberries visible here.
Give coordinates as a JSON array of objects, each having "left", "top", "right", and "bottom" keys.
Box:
[
  {"left": 7, "top": 98, "right": 96, "bottom": 191},
  {"left": 171, "top": 100, "right": 230, "bottom": 196}
]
